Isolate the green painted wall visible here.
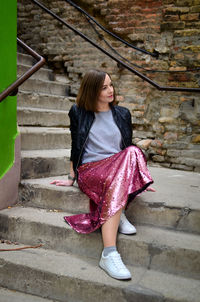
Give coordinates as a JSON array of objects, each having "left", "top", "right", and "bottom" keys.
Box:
[{"left": 0, "top": 0, "right": 17, "bottom": 178}]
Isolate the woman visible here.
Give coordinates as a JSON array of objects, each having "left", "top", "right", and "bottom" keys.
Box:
[{"left": 51, "top": 70, "right": 153, "bottom": 280}]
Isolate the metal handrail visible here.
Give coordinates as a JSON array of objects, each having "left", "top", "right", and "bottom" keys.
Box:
[
  {"left": 87, "top": 14, "right": 200, "bottom": 74},
  {"left": 30, "top": 0, "right": 200, "bottom": 93},
  {"left": 64, "top": 0, "right": 159, "bottom": 58},
  {"left": 0, "top": 38, "right": 45, "bottom": 103},
  {"left": 68, "top": 0, "right": 200, "bottom": 74}
]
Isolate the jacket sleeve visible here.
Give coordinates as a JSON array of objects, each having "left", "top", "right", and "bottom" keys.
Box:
[
  {"left": 128, "top": 109, "right": 133, "bottom": 143},
  {"left": 124, "top": 107, "right": 133, "bottom": 146},
  {"left": 68, "top": 104, "right": 78, "bottom": 162}
]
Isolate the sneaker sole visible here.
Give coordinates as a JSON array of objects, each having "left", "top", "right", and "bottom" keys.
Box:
[{"left": 118, "top": 229, "right": 137, "bottom": 235}]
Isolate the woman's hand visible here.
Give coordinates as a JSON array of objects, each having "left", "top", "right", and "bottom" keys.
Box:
[
  {"left": 50, "top": 179, "right": 74, "bottom": 186},
  {"left": 146, "top": 187, "right": 156, "bottom": 192}
]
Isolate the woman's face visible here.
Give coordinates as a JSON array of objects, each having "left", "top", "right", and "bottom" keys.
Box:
[{"left": 97, "top": 74, "right": 114, "bottom": 106}]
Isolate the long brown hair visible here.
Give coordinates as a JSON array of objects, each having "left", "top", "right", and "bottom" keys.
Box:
[{"left": 76, "top": 69, "right": 116, "bottom": 112}]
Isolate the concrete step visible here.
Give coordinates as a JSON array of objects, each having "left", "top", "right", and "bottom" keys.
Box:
[
  {"left": 19, "top": 78, "right": 69, "bottom": 96},
  {"left": 17, "top": 52, "right": 36, "bottom": 66},
  {"left": 18, "top": 166, "right": 200, "bottom": 234},
  {"left": 17, "top": 91, "right": 75, "bottom": 110},
  {"left": 18, "top": 176, "right": 88, "bottom": 212},
  {"left": 21, "top": 149, "right": 70, "bottom": 179},
  {"left": 17, "top": 52, "right": 52, "bottom": 71},
  {"left": 0, "top": 206, "right": 199, "bottom": 280},
  {"left": 17, "top": 107, "right": 70, "bottom": 127},
  {"left": 0, "top": 243, "right": 199, "bottom": 302},
  {"left": 18, "top": 63, "right": 54, "bottom": 82},
  {"left": 0, "top": 287, "right": 56, "bottom": 302},
  {"left": 18, "top": 63, "right": 71, "bottom": 84},
  {"left": 20, "top": 127, "right": 71, "bottom": 150}
]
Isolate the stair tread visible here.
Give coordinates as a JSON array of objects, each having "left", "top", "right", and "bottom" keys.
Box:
[
  {"left": 0, "top": 243, "right": 199, "bottom": 302},
  {"left": 20, "top": 166, "right": 200, "bottom": 211},
  {"left": 19, "top": 78, "right": 68, "bottom": 86},
  {"left": 17, "top": 62, "right": 52, "bottom": 72},
  {"left": 18, "top": 90, "right": 75, "bottom": 100},
  {"left": 19, "top": 126, "right": 70, "bottom": 134},
  {"left": 21, "top": 149, "right": 70, "bottom": 158},
  {"left": 18, "top": 106, "right": 69, "bottom": 114},
  {"left": 1, "top": 206, "right": 200, "bottom": 252},
  {"left": 0, "top": 287, "right": 55, "bottom": 302}
]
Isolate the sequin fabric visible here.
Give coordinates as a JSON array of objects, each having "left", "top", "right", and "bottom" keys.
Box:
[{"left": 64, "top": 146, "right": 153, "bottom": 234}]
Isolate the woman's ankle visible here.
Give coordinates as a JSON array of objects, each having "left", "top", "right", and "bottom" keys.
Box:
[{"left": 103, "top": 246, "right": 117, "bottom": 257}]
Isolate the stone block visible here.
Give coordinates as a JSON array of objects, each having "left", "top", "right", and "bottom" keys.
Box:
[
  {"left": 164, "top": 132, "right": 178, "bottom": 141},
  {"left": 152, "top": 124, "right": 165, "bottom": 134},
  {"left": 161, "top": 21, "right": 185, "bottom": 31},
  {"left": 152, "top": 155, "right": 165, "bottom": 162},
  {"left": 183, "top": 157, "right": 200, "bottom": 167},
  {"left": 171, "top": 163, "right": 193, "bottom": 171},
  {"left": 194, "top": 98, "right": 200, "bottom": 114},
  {"left": 132, "top": 117, "right": 148, "bottom": 125},
  {"left": 190, "top": 5, "right": 200, "bottom": 12},
  {"left": 133, "top": 111, "right": 145, "bottom": 118},
  {"left": 137, "top": 139, "right": 152, "bottom": 150},
  {"left": 163, "top": 7, "right": 189, "bottom": 14},
  {"left": 176, "top": 0, "right": 197, "bottom": 6},
  {"left": 192, "top": 135, "right": 200, "bottom": 143},
  {"left": 167, "top": 150, "right": 182, "bottom": 157},
  {"left": 159, "top": 162, "right": 171, "bottom": 168},
  {"left": 150, "top": 140, "right": 163, "bottom": 148},
  {"left": 118, "top": 102, "right": 145, "bottom": 111},
  {"left": 133, "top": 131, "right": 155, "bottom": 139},
  {"left": 153, "top": 148, "right": 166, "bottom": 156},
  {"left": 163, "top": 142, "right": 189, "bottom": 149},
  {"left": 169, "top": 67, "right": 187, "bottom": 71},
  {"left": 183, "top": 149, "right": 200, "bottom": 159},
  {"left": 160, "top": 107, "right": 179, "bottom": 118},
  {"left": 164, "top": 15, "right": 180, "bottom": 21},
  {"left": 180, "top": 13, "right": 199, "bottom": 21},
  {"left": 159, "top": 117, "right": 176, "bottom": 123},
  {"left": 174, "top": 29, "right": 200, "bottom": 36},
  {"left": 182, "top": 45, "right": 200, "bottom": 52}
]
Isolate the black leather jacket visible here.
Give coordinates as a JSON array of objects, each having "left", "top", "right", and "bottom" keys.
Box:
[{"left": 69, "top": 104, "right": 133, "bottom": 175}]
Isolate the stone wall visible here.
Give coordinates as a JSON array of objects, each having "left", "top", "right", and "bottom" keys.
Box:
[{"left": 17, "top": 0, "right": 200, "bottom": 171}]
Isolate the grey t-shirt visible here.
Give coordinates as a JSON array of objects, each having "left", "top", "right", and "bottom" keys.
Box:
[{"left": 82, "top": 109, "right": 122, "bottom": 164}]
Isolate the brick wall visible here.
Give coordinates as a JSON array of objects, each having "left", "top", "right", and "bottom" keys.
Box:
[{"left": 18, "top": 0, "right": 200, "bottom": 171}]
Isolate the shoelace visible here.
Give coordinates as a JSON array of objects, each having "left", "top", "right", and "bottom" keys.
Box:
[
  {"left": 111, "top": 252, "right": 127, "bottom": 270},
  {"left": 120, "top": 213, "right": 128, "bottom": 224}
]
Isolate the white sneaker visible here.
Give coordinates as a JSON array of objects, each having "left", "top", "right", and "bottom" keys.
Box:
[
  {"left": 118, "top": 212, "right": 137, "bottom": 235},
  {"left": 99, "top": 251, "right": 132, "bottom": 280}
]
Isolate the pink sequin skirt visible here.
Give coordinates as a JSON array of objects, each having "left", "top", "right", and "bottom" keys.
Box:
[{"left": 64, "top": 146, "right": 153, "bottom": 234}]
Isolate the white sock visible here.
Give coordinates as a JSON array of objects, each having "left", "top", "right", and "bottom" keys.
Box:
[{"left": 103, "top": 246, "right": 117, "bottom": 257}]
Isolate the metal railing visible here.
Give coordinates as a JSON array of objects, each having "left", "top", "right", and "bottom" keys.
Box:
[
  {"left": 0, "top": 38, "right": 45, "bottom": 103},
  {"left": 30, "top": 0, "right": 200, "bottom": 93},
  {"left": 65, "top": 0, "right": 159, "bottom": 58}
]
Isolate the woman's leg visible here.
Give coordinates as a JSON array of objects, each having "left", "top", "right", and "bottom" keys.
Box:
[
  {"left": 101, "top": 208, "right": 122, "bottom": 247},
  {"left": 99, "top": 208, "right": 131, "bottom": 280}
]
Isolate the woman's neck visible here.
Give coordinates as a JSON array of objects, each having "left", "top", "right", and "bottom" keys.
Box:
[{"left": 97, "top": 103, "right": 110, "bottom": 112}]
